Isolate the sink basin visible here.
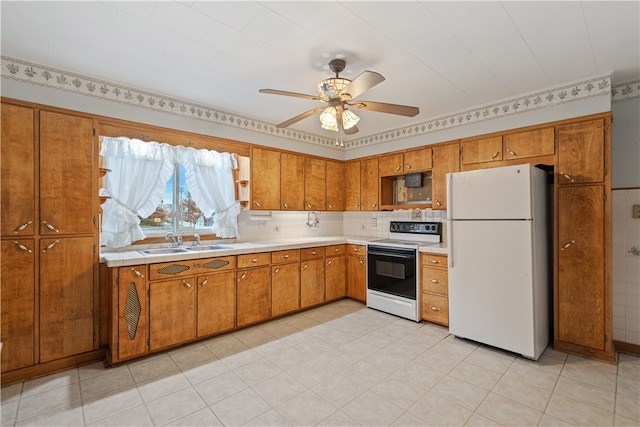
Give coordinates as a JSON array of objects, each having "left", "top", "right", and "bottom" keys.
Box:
[
  {"left": 140, "top": 247, "right": 189, "bottom": 255},
  {"left": 186, "top": 245, "right": 230, "bottom": 251}
]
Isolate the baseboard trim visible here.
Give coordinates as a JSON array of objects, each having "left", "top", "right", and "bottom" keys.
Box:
[{"left": 614, "top": 340, "right": 640, "bottom": 357}]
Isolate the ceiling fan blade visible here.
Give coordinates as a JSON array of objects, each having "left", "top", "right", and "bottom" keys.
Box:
[
  {"left": 259, "top": 89, "right": 323, "bottom": 102},
  {"left": 339, "top": 71, "right": 385, "bottom": 100},
  {"left": 343, "top": 125, "right": 359, "bottom": 135},
  {"left": 275, "top": 106, "right": 327, "bottom": 128},
  {"left": 349, "top": 100, "right": 419, "bottom": 117}
]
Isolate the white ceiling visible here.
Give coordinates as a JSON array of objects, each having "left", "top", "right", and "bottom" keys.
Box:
[{"left": 2, "top": 1, "right": 639, "bottom": 140}]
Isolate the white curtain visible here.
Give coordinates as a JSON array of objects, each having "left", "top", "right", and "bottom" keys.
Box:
[
  {"left": 178, "top": 146, "right": 240, "bottom": 238},
  {"left": 100, "top": 137, "right": 176, "bottom": 248}
]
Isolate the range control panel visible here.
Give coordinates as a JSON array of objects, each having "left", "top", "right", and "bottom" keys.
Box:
[{"left": 389, "top": 221, "right": 441, "bottom": 235}]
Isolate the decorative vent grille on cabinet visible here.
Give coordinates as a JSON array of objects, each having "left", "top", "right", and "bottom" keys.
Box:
[
  {"left": 202, "top": 259, "right": 230, "bottom": 269},
  {"left": 123, "top": 282, "right": 141, "bottom": 340},
  {"left": 157, "top": 264, "right": 190, "bottom": 275}
]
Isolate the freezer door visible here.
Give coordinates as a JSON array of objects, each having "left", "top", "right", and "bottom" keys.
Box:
[
  {"left": 447, "top": 164, "right": 537, "bottom": 220},
  {"left": 448, "top": 220, "right": 548, "bottom": 359}
]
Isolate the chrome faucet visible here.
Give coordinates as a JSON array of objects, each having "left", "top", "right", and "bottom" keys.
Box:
[
  {"left": 193, "top": 234, "right": 201, "bottom": 246},
  {"left": 165, "top": 232, "right": 183, "bottom": 246},
  {"left": 306, "top": 211, "right": 320, "bottom": 228}
]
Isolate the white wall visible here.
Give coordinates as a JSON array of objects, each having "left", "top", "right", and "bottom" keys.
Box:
[{"left": 611, "top": 98, "right": 640, "bottom": 189}]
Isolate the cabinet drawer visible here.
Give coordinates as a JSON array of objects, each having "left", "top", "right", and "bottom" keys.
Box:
[
  {"left": 237, "top": 252, "right": 271, "bottom": 268},
  {"left": 347, "top": 244, "right": 365, "bottom": 255},
  {"left": 301, "top": 246, "right": 325, "bottom": 260},
  {"left": 149, "top": 259, "right": 200, "bottom": 281},
  {"left": 422, "top": 267, "right": 448, "bottom": 295},
  {"left": 421, "top": 293, "right": 449, "bottom": 326},
  {"left": 325, "top": 244, "right": 345, "bottom": 256},
  {"left": 195, "top": 256, "right": 236, "bottom": 272},
  {"left": 421, "top": 254, "right": 447, "bottom": 269},
  {"left": 271, "top": 249, "right": 300, "bottom": 264}
]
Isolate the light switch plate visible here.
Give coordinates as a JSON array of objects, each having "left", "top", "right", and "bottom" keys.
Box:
[{"left": 633, "top": 204, "right": 640, "bottom": 219}]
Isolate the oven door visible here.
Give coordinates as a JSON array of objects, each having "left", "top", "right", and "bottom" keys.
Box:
[{"left": 367, "top": 245, "right": 417, "bottom": 300}]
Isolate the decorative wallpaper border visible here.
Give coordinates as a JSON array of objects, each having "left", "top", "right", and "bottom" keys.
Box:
[{"left": 1, "top": 56, "right": 633, "bottom": 151}]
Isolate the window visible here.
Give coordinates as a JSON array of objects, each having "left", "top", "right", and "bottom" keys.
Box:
[{"left": 139, "top": 164, "right": 214, "bottom": 234}]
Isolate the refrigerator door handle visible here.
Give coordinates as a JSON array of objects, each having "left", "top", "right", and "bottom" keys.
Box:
[
  {"left": 446, "top": 173, "right": 453, "bottom": 219},
  {"left": 448, "top": 222, "right": 454, "bottom": 268}
]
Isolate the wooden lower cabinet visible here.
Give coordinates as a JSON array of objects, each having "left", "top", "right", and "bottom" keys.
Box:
[
  {"left": 325, "top": 254, "right": 346, "bottom": 301},
  {"left": 1, "top": 239, "right": 35, "bottom": 371},
  {"left": 301, "top": 259, "right": 325, "bottom": 308},
  {"left": 149, "top": 278, "right": 196, "bottom": 351},
  {"left": 346, "top": 245, "right": 367, "bottom": 302},
  {"left": 116, "top": 266, "right": 148, "bottom": 361},
  {"left": 197, "top": 271, "right": 236, "bottom": 337},
  {"left": 237, "top": 266, "right": 271, "bottom": 327},
  {"left": 420, "top": 253, "right": 449, "bottom": 326},
  {"left": 271, "top": 262, "right": 300, "bottom": 316}
]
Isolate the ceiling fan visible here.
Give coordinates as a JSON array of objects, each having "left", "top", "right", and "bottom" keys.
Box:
[{"left": 259, "top": 59, "right": 420, "bottom": 135}]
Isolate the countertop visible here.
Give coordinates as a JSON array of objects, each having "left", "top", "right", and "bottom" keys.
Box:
[{"left": 100, "top": 235, "right": 448, "bottom": 267}]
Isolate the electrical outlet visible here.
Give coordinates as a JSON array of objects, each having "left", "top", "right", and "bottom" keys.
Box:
[
  {"left": 371, "top": 217, "right": 377, "bottom": 227},
  {"left": 633, "top": 204, "right": 640, "bottom": 219}
]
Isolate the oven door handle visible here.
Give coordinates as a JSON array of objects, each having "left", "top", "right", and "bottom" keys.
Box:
[{"left": 367, "top": 250, "right": 416, "bottom": 260}]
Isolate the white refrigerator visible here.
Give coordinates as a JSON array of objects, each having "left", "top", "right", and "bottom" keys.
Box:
[{"left": 446, "top": 164, "right": 550, "bottom": 360}]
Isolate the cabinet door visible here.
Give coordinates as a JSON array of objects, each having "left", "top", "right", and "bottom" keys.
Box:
[
  {"left": 325, "top": 255, "right": 346, "bottom": 301},
  {"left": 461, "top": 136, "right": 502, "bottom": 165},
  {"left": 504, "top": 127, "right": 554, "bottom": 160},
  {"left": 237, "top": 266, "right": 271, "bottom": 327},
  {"left": 345, "top": 160, "right": 361, "bottom": 211},
  {"left": 557, "top": 119, "right": 605, "bottom": 184},
  {"left": 326, "top": 160, "right": 345, "bottom": 211},
  {"left": 1, "top": 104, "right": 35, "bottom": 237},
  {"left": 280, "top": 152, "right": 304, "bottom": 210},
  {"left": 251, "top": 147, "right": 280, "bottom": 210},
  {"left": 197, "top": 271, "right": 236, "bottom": 337},
  {"left": 117, "top": 266, "right": 148, "bottom": 360},
  {"left": 301, "top": 259, "right": 325, "bottom": 308},
  {"left": 557, "top": 185, "right": 607, "bottom": 351},
  {"left": 431, "top": 143, "right": 460, "bottom": 210},
  {"left": 347, "top": 252, "right": 367, "bottom": 302},
  {"left": 1, "top": 239, "right": 35, "bottom": 371},
  {"left": 379, "top": 153, "right": 403, "bottom": 176},
  {"left": 40, "top": 111, "right": 95, "bottom": 235},
  {"left": 271, "top": 263, "right": 300, "bottom": 316},
  {"left": 404, "top": 147, "right": 432, "bottom": 172},
  {"left": 361, "top": 158, "right": 379, "bottom": 210},
  {"left": 304, "top": 157, "right": 326, "bottom": 210},
  {"left": 40, "top": 236, "right": 95, "bottom": 362},
  {"left": 149, "top": 277, "right": 196, "bottom": 350}
]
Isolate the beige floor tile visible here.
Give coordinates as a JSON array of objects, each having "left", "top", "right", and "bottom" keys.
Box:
[
  {"left": 1, "top": 399, "right": 19, "bottom": 426},
  {"left": 476, "top": 393, "right": 542, "bottom": 426},
  {"left": 136, "top": 371, "right": 191, "bottom": 402},
  {"left": 78, "top": 361, "right": 114, "bottom": 382},
  {"left": 492, "top": 374, "right": 552, "bottom": 411},
  {"left": 514, "top": 348, "right": 567, "bottom": 376},
  {"left": 385, "top": 334, "right": 440, "bottom": 358},
  {"left": 554, "top": 375, "right": 615, "bottom": 412},
  {"left": 340, "top": 359, "right": 392, "bottom": 389},
  {"left": 464, "top": 413, "right": 503, "bottom": 426},
  {"left": 262, "top": 345, "right": 308, "bottom": 371},
  {"left": 252, "top": 372, "right": 307, "bottom": 407},
  {"left": 545, "top": 393, "right": 614, "bottom": 426},
  {"left": 286, "top": 357, "right": 339, "bottom": 387},
  {"left": 1, "top": 383, "right": 22, "bottom": 403},
  {"left": 561, "top": 362, "right": 618, "bottom": 392},
  {"left": 275, "top": 389, "right": 337, "bottom": 425},
  {"left": 615, "top": 413, "right": 640, "bottom": 426},
  {"left": 251, "top": 337, "right": 290, "bottom": 356},
  {"left": 16, "top": 382, "right": 81, "bottom": 422},
  {"left": 16, "top": 405, "right": 84, "bottom": 427},
  {"left": 616, "top": 393, "right": 640, "bottom": 422},
  {"left": 210, "top": 388, "right": 271, "bottom": 426},
  {"left": 617, "top": 374, "right": 640, "bottom": 396},
  {"left": 465, "top": 346, "right": 516, "bottom": 374},
  {"left": 617, "top": 353, "right": 640, "bottom": 380},
  {"left": 145, "top": 387, "right": 207, "bottom": 426},
  {"left": 203, "top": 334, "right": 251, "bottom": 357},
  {"left": 316, "top": 348, "right": 362, "bottom": 371},
  {"left": 244, "top": 408, "right": 293, "bottom": 426},
  {"left": 538, "top": 413, "right": 574, "bottom": 426},
  {"left": 82, "top": 387, "right": 143, "bottom": 425},
  {"left": 390, "top": 411, "right": 428, "bottom": 426},
  {"left": 449, "top": 361, "right": 502, "bottom": 391},
  {"left": 391, "top": 362, "right": 446, "bottom": 391},
  {"left": 370, "top": 377, "right": 427, "bottom": 410},
  {"left": 365, "top": 347, "right": 412, "bottom": 372},
  {"left": 312, "top": 373, "right": 367, "bottom": 408},
  {"left": 295, "top": 336, "right": 342, "bottom": 357},
  {"left": 80, "top": 366, "right": 136, "bottom": 401},
  {"left": 21, "top": 368, "right": 78, "bottom": 397},
  {"left": 342, "top": 391, "right": 405, "bottom": 426},
  {"left": 167, "top": 342, "right": 215, "bottom": 369},
  {"left": 166, "top": 407, "right": 223, "bottom": 426},
  {"left": 504, "top": 360, "right": 559, "bottom": 391},
  {"left": 233, "top": 325, "right": 276, "bottom": 347},
  {"left": 232, "top": 358, "right": 281, "bottom": 386},
  {"left": 127, "top": 353, "right": 179, "bottom": 383},
  {"left": 87, "top": 405, "right": 153, "bottom": 427},
  {"left": 193, "top": 371, "right": 247, "bottom": 406},
  {"left": 431, "top": 376, "right": 489, "bottom": 411},
  {"left": 317, "top": 410, "right": 362, "bottom": 426},
  {"left": 408, "top": 392, "right": 473, "bottom": 426},
  {"left": 218, "top": 347, "right": 263, "bottom": 370},
  {"left": 180, "top": 357, "right": 229, "bottom": 385}
]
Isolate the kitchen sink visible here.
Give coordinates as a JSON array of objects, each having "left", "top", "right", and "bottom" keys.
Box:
[
  {"left": 186, "top": 245, "right": 230, "bottom": 251},
  {"left": 139, "top": 247, "right": 189, "bottom": 255}
]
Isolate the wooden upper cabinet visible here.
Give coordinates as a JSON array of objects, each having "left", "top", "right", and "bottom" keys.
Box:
[
  {"left": 557, "top": 119, "right": 605, "bottom": 184},
  {"left": 1, "top": 104, "right": 35, "bottom": 237},
  {"left": 326, "top": 160, "right": 345, "bottom": 211},
  {"left": 379, "top": 153, "right": 404, "bottom": 176},
  {"left": 345, "top": 160, "right": 361, "bottom": 211},
  {"left": 431, "top": 142, "right": 460, "bottom": 210},
  {"left": 304, "top": 157, "right": 326, "bottom": 210},
  {"left": 40, "top": 111, "right": 95, "bottom": 235},
  {"left": 280, "top": 152, "right": 304, "bottom": 210},
  {"left": 461, "top": 136, "right": 503, "bottom": 165},
  {"left": 404, "top": 147, "right": 432, "bottom": 172},
  {"left": 504, "top": 127, "right": 554, "bottom": 160},
  {"left": 361, "top": 158, "right": 379, "bottom": 210},
  {"left": 251, "top": 147, "right": 280, "bottom": 210}
]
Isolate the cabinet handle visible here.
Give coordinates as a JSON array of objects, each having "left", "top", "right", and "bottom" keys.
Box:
[
  {"left": 430, "top": 259, "right": 439, "bottom": 264},
  {"left": 359, "top": 258, "right": 365, "bottom": 265},
  {"left": 14, "top": 220, "right": 32, "bottom": 234},
  {"left": 182, "top": 280, "right": 192, "bottom": 289},
  {"left": 42, "top": 221, "right": 59, "bottom": 233},
  {"left": 199, "top": 277, "right": 209, "bottom": 288},
  {"left": 430, "top": 279, "right": 440, "bottom": 283},
  {"left": 506, "top": 148, "right": 517, "bottom": 157},
  {"left": 273, "top": 267, "right": 280, "bottom": 275},
  {"left": 42, "top": 239, "right": 59, "bottom": 252},
  {"left": 250, "top": 258, "right": 258, "bottom": 263},
  {"left": 406, "top": 163, "right": 412, "bottom": 170},
  {"left": 12, "top": 241, "right": 32, "bottom": 253},
  {"left": 303, "top": 264, "right": 308, "bottom": 270},
  {"left": 311, "top": 251, "right": 316, "bottom": 255},
  {"left": 353, "top": 248, "right": 360, "bottom": 252},
  {"left": 561, "top": 173, "right": 574, "bottom": 182},
  {"left": 306, "top": 202, "right": 312, "bottom": 209},
  {"left": 395, "top": 165, "right": 401, "bottom": 172},
  {"left": 253, "top": 200, "right": 261, "bottom": 208},
  {"left": 430, "top": 306, "right": 441, "bottom": 312},
  {"left": 371, "top": 203, "right": 378, "bottom": 209},
  {"left": 282, "top": 254, "right": 289, "bottom": 259},
  {"left": 490, "top": 151, "right": 500, "bottom": 160},
  {"left": 240, "top": 272, "right": 247, "bottom": 280},
  {"left": 561, "top": 240, "right": 576, "bottom": 251},
  {"left": 282, "top": 202, "right": 288, "bottom": 209},
  {"left": 327, "top": 203, "right": 332, "bottom": 209},
  {"left": 131, "top": 267, "right": 144, "bottom": 278},
  {"left": 355, "top": 204, "right": 360, "bottom": 209},
  {"left": 334, "top": 248, "right": 339, "bottom": 252},
  {"left": 435, "top": 200, "right": 442, "bottom": 207},
  {"left": 327, "top": 260, "right": 332, "bottom": 266}
]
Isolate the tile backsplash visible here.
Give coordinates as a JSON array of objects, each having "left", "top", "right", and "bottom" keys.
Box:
[{"left": 612, "top": 188, "right": 640, "bottom": 346}]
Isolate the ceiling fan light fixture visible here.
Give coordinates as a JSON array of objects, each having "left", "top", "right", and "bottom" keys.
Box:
[
  {"left": 317, "top": 78, "right": 351, "bottom": 101},
  {"left": 319, "top": 106, "right": 338, "bottom": 131},
  {"left": 342, "top": 109, "right": 360, "bottom": 130}
]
